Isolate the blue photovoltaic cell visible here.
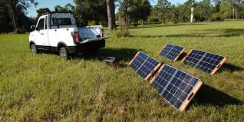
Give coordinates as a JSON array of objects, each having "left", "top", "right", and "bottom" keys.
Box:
[
  {"left": 159, "top": 44, "right": 184, "bottom": 61},
  {"left": 183, "top": 49, "right": 225, "bottom": 74},
  {"left": 130, "top": 52, "right": 148, "bottom": 70},
  {"left": 151, "top": 65, "right": 201, "bottom": 110},
  {"left": 130, "top": 51, "right": 161, "bottom": 79}
]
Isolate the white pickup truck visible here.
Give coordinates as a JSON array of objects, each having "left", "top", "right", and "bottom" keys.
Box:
[{"left": 29, "top": 12, "right": 109, "bottom": 59}]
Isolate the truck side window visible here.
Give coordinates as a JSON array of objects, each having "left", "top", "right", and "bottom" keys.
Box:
[
  {"left": 52, "top": 18, "right": 72, "bottom": 25},
  {"left": 36, "top": 18, "right": 44, "bottom": 30}
]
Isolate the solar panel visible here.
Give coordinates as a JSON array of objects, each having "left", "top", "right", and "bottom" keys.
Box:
[
  {"left": 129, "top": 51, "right": 162, "bottom": 80},
  {"left": 182, "top": 49, "right": 227, "bottom": 75},
  {"left": 159, "top": 44, "right": 185, "bottom": 61},
  {"left": 150, "top": 64, "right": 203, "bottom": 111}
]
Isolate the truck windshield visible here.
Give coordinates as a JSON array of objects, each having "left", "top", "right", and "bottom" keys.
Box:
[{"left": 52, "top": 18, "right": 72, "bottom": 25}]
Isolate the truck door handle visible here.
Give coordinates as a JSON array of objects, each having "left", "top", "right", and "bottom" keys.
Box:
[{"left": 41, "top": 33, "right": 44, "bottom": 35}]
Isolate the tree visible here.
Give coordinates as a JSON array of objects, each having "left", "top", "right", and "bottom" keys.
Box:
[
  {"left": 54, "top": 4, "right": 75, "bottom": 13},
  {"left": 128, "top": 0, "right": 151, "bottom": 25},
  {"left": 0, "top": 3, "right": 13, "bottom": 33},
  {"left": 146, "top": 0, "right": 244, "bottom": 23},
  {"left": 36, "top": 8, "right": 50, "bottom": 19},
  {"left": 194, "top": 0, "right": 212, "bottom": 21},
  {"left": 106, "top": 0, "right": 116, "bottom": 30},
  {"left": 54, "top": 5, "right": 64, "bottom": 12},
  {"left": 65, "top": 3, "right": 75, "bottom": 12},
  {"left": 170, "top": 5, "right": 181, "bottom": 23},
  {"left": 219, "top": 0, "right": 243, "bottom": 19},
  {"left": 0, "top": 0, "right": 38, "bottom": 32},
  {"left": 236, "top": 0, "right": 244, "bottom": 19},
  {"left": 117, "top": 0, "right": 132, "bottom": 36},
  {"left": 74, "top": 0, "right": 107, "bottom": 25},
  {"left": 155, "top": 0, "right": 171, "bottom": 24},
  {"left": 214, "top": 0, "right": 222, "bottom": 13}
]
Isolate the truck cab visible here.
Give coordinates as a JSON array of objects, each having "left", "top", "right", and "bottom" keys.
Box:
[{"left": 29, "top": 12, "right": 108, "bottom": 59}]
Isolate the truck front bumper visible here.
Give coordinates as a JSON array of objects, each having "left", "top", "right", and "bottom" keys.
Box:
[{"left": 67, "top": 40, "right": 105, "bottom": 54}]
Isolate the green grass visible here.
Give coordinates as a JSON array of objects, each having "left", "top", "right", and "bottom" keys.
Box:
[{"left": 0, "top": 21, "right": 244, "bottom": 121}]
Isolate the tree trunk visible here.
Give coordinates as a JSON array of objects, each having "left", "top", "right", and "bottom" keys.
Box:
[
  {"left": 8, "top": 4, "right": 17, "bottom": 32},
  {"left": 11, "top": 11, "right": 17, "bottom": 32},
  {"left": 236, "top": 9, "right": 238, "bottom": 19},
  {"left": 228, "top": 10, "right": 230, "bottom": 19},
  {"left": 106, "top": 0, "right": 116, "bottom": 31},
  {"left": 190, "top": 1, "right": 194, "bottom": 23},
  {"left": 232, "top": 7, "right": 235, "bottom": 19}
]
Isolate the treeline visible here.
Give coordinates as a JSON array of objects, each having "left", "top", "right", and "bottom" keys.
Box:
[
  {"left": 0, "top": 0, "right": 244, "bottom": 33},
  {"left": 0, "top": 0, "right": 38, "bottom": 33},
  {"left": 148, "top": 0, "right": 244, "bottom": 24},
  {"left": 73, "top": 0, "right": 244, "bottom": 26},
  {"left": 39, "top": 0, "right": 245, "bottom": 26}
]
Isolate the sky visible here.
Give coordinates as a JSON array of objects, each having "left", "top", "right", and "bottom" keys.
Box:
[{"left": 27, "top": 0, "right": 191, "bottom": 17}]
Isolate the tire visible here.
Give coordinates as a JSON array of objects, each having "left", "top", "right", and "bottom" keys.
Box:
[
  {"left": 30, "top": 43, "right": 38, "bottom": 54},
  {"left": 59, "top": 47, "right": 69, "bottom": 60}
]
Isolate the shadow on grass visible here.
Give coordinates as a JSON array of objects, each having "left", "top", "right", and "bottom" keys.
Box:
[
  {"left": 72, "top": 48, "right": 139, "bottom": 63},
  {"left": 224, "top": 29, "right": 244, "bottom": 36},
  {"left": 130, "top": 29, "right": 244, "bottom": 38},
  {"left": 191, "top": 84, "right": 243, "bottom": 107},
  {"left": 166, "top": 29, "right": 244, "bottom": 38},
  {"left": 98, "top": 48, "right": 139, "bottom": 62},
  {"left": 176, "top": 52, "right": 187, "bottom": 61},
  {"left": 71, "top": 48, "right": 139, "bottom": 68},
  {"left": 218, "top": 63, "right": 244, "bottom": 73},
  {"left": 130, "top": 35, "right": 165, "bottom": 38},
  {"left": 130, "top": 23, "right": 206, "bottom": 29}
]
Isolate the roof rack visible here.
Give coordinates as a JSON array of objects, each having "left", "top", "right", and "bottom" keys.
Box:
[
  {"left": 49, "top": 12, "right": 74, "bottom": 14},
  {"left": 41, "top": 9, "right": 75, "bottom": 16}
]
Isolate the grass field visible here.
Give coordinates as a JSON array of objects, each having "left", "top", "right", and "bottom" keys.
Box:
[{"left": 0, "top": 21, "right": 244, "bottom": 122}]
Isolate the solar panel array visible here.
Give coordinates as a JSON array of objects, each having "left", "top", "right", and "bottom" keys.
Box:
[
  {"left": 150, "top": 64, "right": 203, "bottom": 111},
  {"left": 129, "top": 51, "right": 162, "bottom": 80},
  {"left": 129, "top": 46, "right": 227, "bottom": 111},
  {"left": 159, "top": 44, "right": 185, "bottom": 61},
  {"left": 182, "top": 49, "right": 227, "bottom": 75}
]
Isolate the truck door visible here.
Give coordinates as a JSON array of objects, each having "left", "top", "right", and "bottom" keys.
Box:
[{"left": 35, "top": 16, "right": 49, "bottom": 47}]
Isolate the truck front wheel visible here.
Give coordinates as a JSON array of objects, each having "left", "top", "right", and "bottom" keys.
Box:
[
  {"left": 59, "top": 47, "right": 70, "bottom": 60},
  {"left": 30, "top": 43, "right": 38, "bottom": 54}
]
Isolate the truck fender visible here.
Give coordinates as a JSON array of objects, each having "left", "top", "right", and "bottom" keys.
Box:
[
  {"left": 57, "top": 42, "right": 68, "bottom": 49},
  {"left": 29, "top": 41, "right": 35, "bottom": 48}
]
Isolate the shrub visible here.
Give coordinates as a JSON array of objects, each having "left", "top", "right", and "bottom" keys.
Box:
[
  {"left": 147, "top": 16, "right": 160, "bottom": 24},
  {"left": 88, "top": 20, "right": 97, "bottom": 26},
  {"left": 210, "top": 13, "right": 224, "bottom": 22},
  {"left": 16, "top": 28, "right": 26, "bottom": 34}
]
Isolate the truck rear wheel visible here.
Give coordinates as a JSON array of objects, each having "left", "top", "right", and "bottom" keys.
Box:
[{"left": 59, "top": 47, "right": 69, "bottom": 60}]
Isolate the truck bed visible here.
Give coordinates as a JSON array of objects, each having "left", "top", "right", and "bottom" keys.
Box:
[{"left": 78, "top": 25, "right": 109, "bottom": 43}]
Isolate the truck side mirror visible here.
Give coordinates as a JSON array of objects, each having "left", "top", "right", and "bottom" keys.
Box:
[{"left": 30, "top": 25, "right": 36, "bottom": 32}]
